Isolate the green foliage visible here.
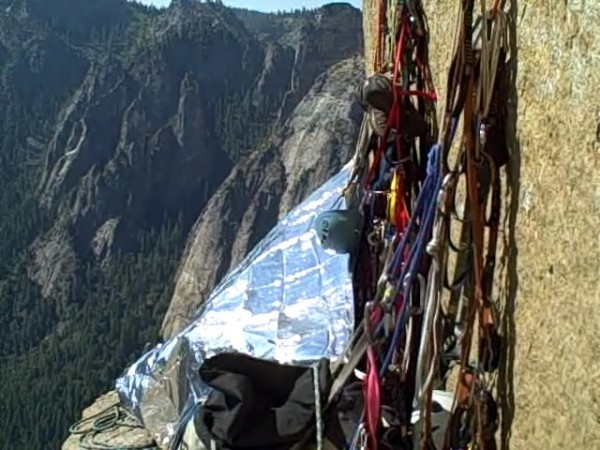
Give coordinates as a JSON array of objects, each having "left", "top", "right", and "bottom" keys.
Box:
[
  {"left": 0, "top": 5, "right": 189, "bottom": 449},
  {"left": 0, "top": 219, "right": 185, "bottom": 450},
  {"left": 212, "top": 87, "right": 282, "bottom": 161},
  {"left": 0, "top": 54, "right": 186, "bottom": 447},
  {"left": 231, "top": 7, "right": 315, "bottom": 43}
]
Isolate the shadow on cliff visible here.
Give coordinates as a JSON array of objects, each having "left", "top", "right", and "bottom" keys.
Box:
[{"left": 498, "top": 1, "right": 520, "bottom": 449}]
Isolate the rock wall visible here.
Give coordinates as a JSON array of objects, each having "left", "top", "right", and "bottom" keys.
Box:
[
  {"left": 162, "top": 56, "right": 364, "bottom": 339},
  {"left": 362, "top": 1, "right": 600, "bottom": 449}
]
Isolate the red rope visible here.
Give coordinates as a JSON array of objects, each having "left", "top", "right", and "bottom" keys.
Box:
[
  {"left": 396, "top": 90, "right": 438, "bottom": 101},
  {"left": 363, "top": 305, "right": 383, "bottom": 450},
  {"left": 361, "top": 7, "right": 438, "bottom": 449},
  {"left": 364, "top": 349, "right": 381, "bottom": 450}
]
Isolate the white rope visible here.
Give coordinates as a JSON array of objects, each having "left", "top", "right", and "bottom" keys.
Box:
[{"left": 313, "top": 364, "right": 324, "bottom": 450}]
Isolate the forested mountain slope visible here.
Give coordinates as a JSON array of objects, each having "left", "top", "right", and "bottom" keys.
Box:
[{"left": 0, "top": 1, "right": 364, "bottom": 448}]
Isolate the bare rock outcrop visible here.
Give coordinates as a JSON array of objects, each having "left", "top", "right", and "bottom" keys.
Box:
[{"left": 162, "top": 56, "right": 364, "bottom": 339}]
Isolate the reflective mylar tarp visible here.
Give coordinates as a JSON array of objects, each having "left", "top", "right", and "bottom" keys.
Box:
[{"left": 115, "top": 163, "right": 355, "bottom": 448}]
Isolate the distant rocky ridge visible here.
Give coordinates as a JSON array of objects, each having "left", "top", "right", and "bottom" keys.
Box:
[
  {"left": 31, "top": 2, "right": 363, "bottom": 305},
  {"left": 162, "top": 55, "right": 364, "bottom": 339}
]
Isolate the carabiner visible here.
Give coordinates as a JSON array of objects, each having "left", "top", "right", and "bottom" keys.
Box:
[{"left": 356, "top": 423, "right": 368, "bottom": 450}]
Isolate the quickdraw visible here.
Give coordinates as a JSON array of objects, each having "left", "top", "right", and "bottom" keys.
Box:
[{"left": 336, "top": 1, "right": 512, "bottom": 449}]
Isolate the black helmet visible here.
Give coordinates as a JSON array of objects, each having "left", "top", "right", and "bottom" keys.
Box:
[{"left": 361, "top": 73, "right": 393, "bottom": 113}]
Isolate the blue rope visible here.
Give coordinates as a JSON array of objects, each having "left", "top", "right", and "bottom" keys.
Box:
[
  {"left": 348, "top": 145, "right": 443, "bottom": 450},
  {"left": 372, "top": 143, "right": 393, "bottom": 191},
  {"left": 380, "top": 144, "right": 442, "bottom": 374}
]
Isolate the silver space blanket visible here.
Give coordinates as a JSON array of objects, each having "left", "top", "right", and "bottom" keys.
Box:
[{"left": 115, "top": 163, "right": 356, "bottom": 448}]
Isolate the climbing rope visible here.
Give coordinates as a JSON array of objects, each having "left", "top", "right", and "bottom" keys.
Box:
[
  {"left": 313, "top": 364, "right": 325, "bottom": 450},
  {"left": 69, "top": 403, "right": 159, "bottom": 450}
]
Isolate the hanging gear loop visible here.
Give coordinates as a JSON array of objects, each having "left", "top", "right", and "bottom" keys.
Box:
[{"left": 332, "top": 1, "right": 512, "bottom": 449}]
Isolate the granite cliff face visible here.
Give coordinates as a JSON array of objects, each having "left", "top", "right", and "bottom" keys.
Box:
[
  {"left": 362, "top": 0, "right": 600, "bottom": 448},
  {"left": 0, "top": 1, "right": 364, "bottom": 448}
]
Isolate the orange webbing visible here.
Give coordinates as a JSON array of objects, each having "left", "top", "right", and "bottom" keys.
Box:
[{"left": 374, "top": 0, "right": 386, "bottom": 73}]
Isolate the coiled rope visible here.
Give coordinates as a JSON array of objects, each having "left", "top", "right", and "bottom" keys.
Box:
[{"left": 69, "top": 403, "right": 159, "bottom": 450}]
